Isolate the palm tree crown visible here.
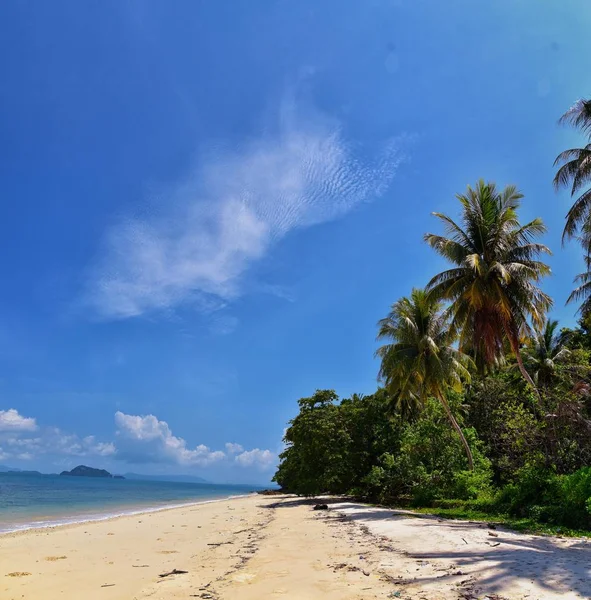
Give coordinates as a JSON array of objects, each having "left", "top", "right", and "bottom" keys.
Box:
[
  {"left": 554, "top": 98, "right": 591, "bottom": 244},
  {"left": 376, "top": 288, "right": 475, "bottom": 468},
  {"left": 424, "top": 180, "right": 552, "bottom": 389},
  {"left": 568, "top": 256, "right": 591, "bottom": 316},
  {"left": 522, "top": 320, "right": 571, "bottom": 387}
]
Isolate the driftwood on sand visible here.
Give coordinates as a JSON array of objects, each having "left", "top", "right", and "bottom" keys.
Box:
[{"left": 159, "top": 569, "right": 188, "bottom": 578}]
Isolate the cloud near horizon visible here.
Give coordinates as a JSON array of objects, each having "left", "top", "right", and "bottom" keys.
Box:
[
  {"left": 88, "top": 96, "right": 406, "bottom": 319},
  {"left": 0, "top": 409, "right": 115, "bottom": 463},
  {"left": 0, "top": 408, "right": 276, "bottom": 472},
  {"left": 115, "top": 411, "right": 275, "bottom": 470}
]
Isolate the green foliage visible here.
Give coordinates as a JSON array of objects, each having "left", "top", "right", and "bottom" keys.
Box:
[
  {"left": 493, "top": 466, "right": 591, "bottom": 529},
  {"left": 554, "top": 98, "right": 591, "bottom": 316},
  {"left": 554, "top": 99, "right": 591, "bottom": 244},
  {"left": 522, "top": 319, "right": 573, "bottom": 387},
  {"left": 274, "top": 164, "right": 591, "bottom": 533},
  {"left": 376, "top": 288, "right": 475, "bottom": 468},
  {"left": 275, "top": 339, "right": 591, "bottom": 531},
  {"left": 273, "top": 390, "right": 350, "bottom": 496},
  {"left": 424, "top": 180, "right": 552, "bottom": 383},
  {"left": 363, "top": 398, "right": 491, "bottom": 506},
  {"left": 273, "top": 389, "right": 402, "bottom": 496}
]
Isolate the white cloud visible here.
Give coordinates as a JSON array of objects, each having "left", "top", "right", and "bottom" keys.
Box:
[
  {"left": 114, "top": 411, "right": 225, "bottom": 466},
  {"left": 88, "top": 96, "right": 406, "bottom": 319},
  {"left": 0, "top": 422, "right": 115, "bottom": 462},
  {"left": 0, "top": 407, "right": 276, "bottom": 474},
  {"left": 114, "top": 412, "right": 276, "bottom": 471},
  {"left": 225, "top": 442, "right": 244, "bottom": 454},
  {"left": 0, "top": 409, "right": 37, "bottom": 432},
  {"left": 235, "top": 448, "right": 277, "bottom": 470}
]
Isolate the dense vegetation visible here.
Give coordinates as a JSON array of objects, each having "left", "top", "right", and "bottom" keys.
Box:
[{"left": 274, "top": 98, "right": 591, "bottom": 533}]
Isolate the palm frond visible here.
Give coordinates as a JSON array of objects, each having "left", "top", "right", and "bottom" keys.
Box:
[{"left": 558, "top": 98, "right": 591, "bottom": 135}]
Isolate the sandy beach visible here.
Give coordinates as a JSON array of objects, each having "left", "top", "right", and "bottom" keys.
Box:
[{"left": 1, "top": 494, "right": 590, "bottom": 600}]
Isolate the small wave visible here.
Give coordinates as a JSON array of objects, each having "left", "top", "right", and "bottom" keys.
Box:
[{"left": 0, "top": 493, "right": 256, "bottom": 536}]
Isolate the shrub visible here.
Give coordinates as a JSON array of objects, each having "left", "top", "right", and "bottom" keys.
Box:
[{"left": 492, "top": 465, "right": 591, "bottom": 529}]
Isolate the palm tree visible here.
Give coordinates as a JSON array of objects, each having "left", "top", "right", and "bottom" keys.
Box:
[
  {"left": 554, "top": 98, "right": 591, "bottom": 244},
  {"left": 424, "top": 180, "right": 552, "bottom": 393},
  {"left": 568, "top": 255, "right": 591, "bottom": 316},
  {"left": 522, "top": 320, "right": 571, "bottom": 387},
  {"left": 376, "top": 288, "right": 475, "bottom": 469}
]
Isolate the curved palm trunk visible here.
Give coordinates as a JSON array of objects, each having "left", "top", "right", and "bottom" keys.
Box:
[
  {"left": 437, "top": 392, "right": 474, "bottom": 471},
  {"left": 506, "top": 331, "right": 541, "bottom": 400}
]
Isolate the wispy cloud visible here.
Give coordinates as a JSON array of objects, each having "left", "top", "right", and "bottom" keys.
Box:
[{"left": 87, "top": 95, "right": 406, "bottom": 319}]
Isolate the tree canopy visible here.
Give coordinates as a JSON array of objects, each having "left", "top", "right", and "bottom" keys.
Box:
[{"left": 275, "top": 98, "right": 591, "bottom": 533}]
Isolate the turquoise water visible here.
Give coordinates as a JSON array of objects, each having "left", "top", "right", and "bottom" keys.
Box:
[{"left": 0, "top": 472, "right": 260, "bottom": 534}]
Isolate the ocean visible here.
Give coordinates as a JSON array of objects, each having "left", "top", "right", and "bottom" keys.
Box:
[{"left": 0, "top": 472, "right": 261, "bottom": 534}]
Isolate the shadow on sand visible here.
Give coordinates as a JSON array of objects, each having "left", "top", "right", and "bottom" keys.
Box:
[{"left": 263, "top": 498, "right": 591, "bottom": 599}]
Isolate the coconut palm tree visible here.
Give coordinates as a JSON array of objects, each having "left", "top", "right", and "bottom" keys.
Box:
[
  {"left": 568, "top": 256, "right": 591, "bottom": 317},
  {"left": 424, "top": 180, "right": 552, "bottom": 392},
  {"left": 554, "top": 98, "right": 591, "bottom": 245},
  {"left": 376, "top": 288, "right": 475, "bottom": 469},
  {"left": 522, "top": 320, "right": 571, "bottom": 387}
]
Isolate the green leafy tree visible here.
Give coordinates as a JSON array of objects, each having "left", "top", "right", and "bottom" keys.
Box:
[
  {"left": 559, "top": 314, "right": 591, "bottom": 351},
  {"left": 273, "top": 389, "right": 402, "bottom": 496},
  {"left": 273, "top": 390, "right": 349, "bottom": 495},
  {"left": 376, "top": 288, "right": 475, "bottom": 469},
  {"left": 364, "top": 398, "right": 491, "bottom": 505},
  {"left": 424, "top": 180, "right": 552, "bottom": 392}
]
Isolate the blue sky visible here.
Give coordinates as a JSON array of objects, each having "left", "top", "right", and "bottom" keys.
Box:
[{"left": 0, "top": 1, "right": 589, "bottom": 483}]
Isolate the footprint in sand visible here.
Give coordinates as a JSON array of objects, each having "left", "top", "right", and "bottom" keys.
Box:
[
  {"left": 6, "top": 572, "right": 31, "bottom": 577},
  {"left": 45, "top": 556, "right": 67, "bottom": 562}
]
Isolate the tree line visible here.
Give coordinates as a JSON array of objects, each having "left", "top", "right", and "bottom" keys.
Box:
[{"left": 274, "top": 99, "right": 591, "bottom": 532}]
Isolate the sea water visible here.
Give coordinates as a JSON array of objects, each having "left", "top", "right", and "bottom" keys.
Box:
[{"left": 0, "top": 472, "right": 259, "bottom": 534}]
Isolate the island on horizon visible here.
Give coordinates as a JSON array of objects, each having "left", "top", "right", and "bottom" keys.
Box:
[{"left": 60, "top": 465, "right": 125, "bottom": 479}]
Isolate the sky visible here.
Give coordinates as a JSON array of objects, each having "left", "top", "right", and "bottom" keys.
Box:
[{"left": 0, "top": 0, "right": 590, "bottom": 484}]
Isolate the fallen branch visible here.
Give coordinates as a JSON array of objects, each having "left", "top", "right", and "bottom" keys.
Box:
[
  {"left": 207, "top": 542, "right": 233, "bottom": 547},
  {"left": 159, "top": 569, "right": 188, "bottom": 578}
]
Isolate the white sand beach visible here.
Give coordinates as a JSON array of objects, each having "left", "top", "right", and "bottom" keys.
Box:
[{"left": 1, "top": 495, "right": 590, "bottom": 599}]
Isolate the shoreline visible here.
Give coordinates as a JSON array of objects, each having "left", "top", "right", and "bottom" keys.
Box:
[
  {"left": 0, "top": 492, "right": 256, "bottom": 537},
  {"left": 2, "top": 495, "right": 590, "bottom": 599}
]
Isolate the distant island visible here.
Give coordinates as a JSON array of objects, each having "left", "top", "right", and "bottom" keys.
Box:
[
  {"left": 60, "top": 465, "right": 125, "bottom": 479},
  {"left": 1, "top": 464, "right": 209, "bottom": 482},
  {"left": 0, "top": 465, "right": 43, "bottom": 476}
]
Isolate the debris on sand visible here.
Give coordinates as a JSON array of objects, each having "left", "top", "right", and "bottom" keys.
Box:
[{"left": 159, "top": 568, "right": 188, "bottom": 578}]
